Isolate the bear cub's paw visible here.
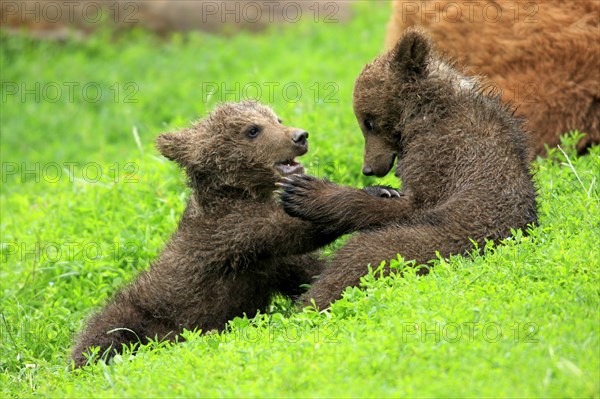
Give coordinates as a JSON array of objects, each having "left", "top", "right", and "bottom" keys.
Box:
[{"left": 278, "top": 175, "right": 338, "bottom": 221}]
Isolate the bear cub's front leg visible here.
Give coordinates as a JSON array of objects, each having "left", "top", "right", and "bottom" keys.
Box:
[{"left": 279, "top": 175, "right": 410, "bottom": 236}]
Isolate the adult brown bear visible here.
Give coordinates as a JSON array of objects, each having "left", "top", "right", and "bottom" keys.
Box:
[{"left": 385, "top": 0, "right": 599, "bottom": 156}]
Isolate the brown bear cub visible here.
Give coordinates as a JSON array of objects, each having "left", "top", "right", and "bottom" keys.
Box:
[
  {"left": 71, "top": 101, "right": 339, "bottom": 368},
  {"left": 280, "top": 28, "right": 538, "bottom": 309}
]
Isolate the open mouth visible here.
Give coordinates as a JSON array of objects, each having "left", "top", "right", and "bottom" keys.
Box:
[{"left": 274, "top": 158, "right": 305, "bottom": 176}]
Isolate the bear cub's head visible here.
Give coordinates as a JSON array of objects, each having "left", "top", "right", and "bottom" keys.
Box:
[
  {"left": 156, "top": 101, "right": 309, "bottom": 197},
  {"left": 354, "top": 27, "right": 475, "bottom": 177}
]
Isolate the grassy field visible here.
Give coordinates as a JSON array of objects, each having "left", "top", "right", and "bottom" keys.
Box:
[{"left": 1, "top": 2, "right": 599, "bottom": 397}]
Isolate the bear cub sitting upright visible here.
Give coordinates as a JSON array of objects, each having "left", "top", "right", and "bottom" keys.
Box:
[
  {"left": 71, "top": 101, "right": 337, "bottom": 368},
  {"left": 280, "top": 28, "right": 538, "bottom": 309}
]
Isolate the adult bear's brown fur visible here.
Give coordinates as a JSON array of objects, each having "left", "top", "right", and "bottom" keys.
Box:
[
  {"left": 385, "top": 0, "right": 600, "bottom": 156},
  {"left": 71, "top": 101, "right": 339, "bottom": 368},
  {"left": 280, "top": 28, "right": 538, "bottom": 309}
]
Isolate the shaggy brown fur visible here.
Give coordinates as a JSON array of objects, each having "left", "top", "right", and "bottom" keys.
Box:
[
  {"left": 71, "top": 101, "right": 339, "bottom": 368},
  {"left": 385, "top": 0, "right": 599, "bottom": 156},
  {"left": 280, "top": 28, "right": 538, "bottom": 309}
]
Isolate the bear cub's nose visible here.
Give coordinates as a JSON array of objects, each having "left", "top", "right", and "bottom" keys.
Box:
[
  {"left": 362, "top": 166, "right": 374, "bottom": 176},
  {"left": 292, "top": 130, "right": 309, "bottom": 147}
]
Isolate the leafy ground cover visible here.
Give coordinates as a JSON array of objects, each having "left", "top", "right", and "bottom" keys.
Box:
[{"left": 1, "top": 2, "right": 598, "bottom": 397}]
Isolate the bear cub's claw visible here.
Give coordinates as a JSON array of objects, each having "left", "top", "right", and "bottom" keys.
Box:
[{"left": 363, "top": 186, "right": 402, "bottom": 198}]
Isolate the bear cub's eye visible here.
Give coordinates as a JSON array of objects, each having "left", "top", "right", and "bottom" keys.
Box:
[
  {"left": 364, "top": 119, "right": 374, "bottom": 131},
  {"left": 246, "top": 126, "right": 261, "bottom": 138}
]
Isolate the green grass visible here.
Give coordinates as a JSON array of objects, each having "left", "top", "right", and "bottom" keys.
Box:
[{"left": 1, "top": 2, "right": 599, "bottom": 397}]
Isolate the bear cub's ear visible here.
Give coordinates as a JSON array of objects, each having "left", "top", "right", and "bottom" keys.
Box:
[
  {"left": 393, "top": 27, "right": 433, "bottom": 78},
  {"left": 156, "top": 129, "right": 191, "bottom": 163}
]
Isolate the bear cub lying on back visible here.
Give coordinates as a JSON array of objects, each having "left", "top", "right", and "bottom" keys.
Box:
[{"left": 71, "top": 101, "right": 338, "bottom": 368}]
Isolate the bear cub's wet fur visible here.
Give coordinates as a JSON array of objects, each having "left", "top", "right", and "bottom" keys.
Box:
[
  {"left": 71, "top": 101, "right": 337, "bottom": 367},
  {"left": 280, "top": 28, "right": 538, "bottom": 309}
]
